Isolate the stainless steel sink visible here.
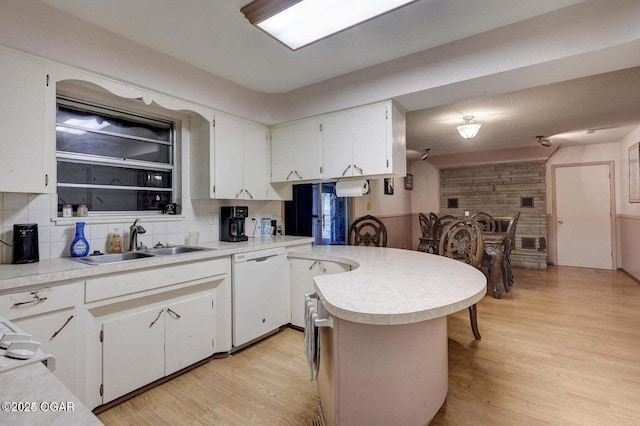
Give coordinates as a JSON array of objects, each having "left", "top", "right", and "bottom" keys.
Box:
[
  {"left": 71, "top": 251, "right": 156, "bottom": 265},
  {"left": 143, "top": 246, "right": 214, "bottom": 256}
]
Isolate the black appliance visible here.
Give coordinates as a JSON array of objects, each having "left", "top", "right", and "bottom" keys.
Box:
[
  {"left": 12, "top": 224, "right": 39, "bottom": 264},
  {"left": 220, "top": 206, "right": 248, "bottom": 242}
]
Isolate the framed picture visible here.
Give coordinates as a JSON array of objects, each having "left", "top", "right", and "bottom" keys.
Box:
[
  {"left": 384, "top": 177, "right": 394, "bottom": 195},
  {"left": 404, "top": 173, "right": 413, "bottom": 190},
  {"left": 630, "top": 142, "right": 640, "bottom": 203}
]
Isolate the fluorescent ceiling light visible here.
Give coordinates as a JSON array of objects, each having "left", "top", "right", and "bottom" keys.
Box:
[{"left": 242, "top": 0, "right": 417, "bottom": 50}]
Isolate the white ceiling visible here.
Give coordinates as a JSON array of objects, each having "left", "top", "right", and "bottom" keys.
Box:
[{"left": 36, "top": 0, "right": 640, "bottom": 158}]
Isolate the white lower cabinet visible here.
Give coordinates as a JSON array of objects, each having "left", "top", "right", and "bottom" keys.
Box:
[
  {"left": 101, "top": 290, "right": 216, "bottom": 402},
  {"left": 0, "top": 283, "right": 82, "bottom": 395},
  {"left": 83, "top": 258, "right": 231, "bottom": 408},
  {"left": 289, "top": 258, "right": 350, "bottom": 328}
]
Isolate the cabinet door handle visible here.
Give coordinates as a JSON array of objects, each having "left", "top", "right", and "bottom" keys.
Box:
[
  {"left": 235, "top": 189, "right": 244, "bottom": 199},
  {"left": 341, "top": 164, "right": 352, "bottom": 176},
  {"left": 294, "top": 170, "right": 302, "bottom": 179},
  {"left": 318, "top": 261, "right": 327, "bottom": 273},
  {"left": 12, "top": 292, "right": 47, "bottom": 307},
  {"left": 167, "top": 308, "right": 181, "bottom": 319},
  {"left": 286, "top": 171, "right": 294, "bottom": 180},
  {"left": 354, "top": 165, "right": 363, "bottom": 175},
  {"left": 308, "top": 260, "right": 318, "bottom": 270},
  {"left": 50, "top": 315, "right": 74, "bottom": 341},
  {"left": 149, "top": 309, "right": 164, "bottom": 328},
  {"left": 245, "top": 189, "right": 254, "bottom": 199}
]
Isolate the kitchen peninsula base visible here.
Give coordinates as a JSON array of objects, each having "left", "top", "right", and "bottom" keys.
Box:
[{"left": 318, "top": 313, "right": 448, "bottom": 426}]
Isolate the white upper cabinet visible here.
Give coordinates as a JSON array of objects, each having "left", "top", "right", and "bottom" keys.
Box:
[
  {"left": 0, "top": 49, "right": 54, "bottom": 193},
  {"left": 271, "top": 118, "right": 322, "bottom": 183},
  {"left": 213, "top": 114, "right": 272, "bottom": 200},
  {"left": 322, "top": 100, "right": 406, "bottom": 180}
]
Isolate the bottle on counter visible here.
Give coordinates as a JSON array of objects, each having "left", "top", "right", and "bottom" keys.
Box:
[
  {"left": 108, "top": 228, "right": 122, "bottom": 253},
  {"left": 70, "top": 222, "right": 90, "bottom": 257}
]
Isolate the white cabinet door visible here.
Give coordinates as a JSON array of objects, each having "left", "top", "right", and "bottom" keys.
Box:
[
  {"left": 214, "top": 114, "right": 244, "bottom": 199},
  {"left": 290, "top": 259, "right": 350, "bottom": 328},
  {"left": 271, "top": 125, "right": 295, "bottom": 182},
  {"left": 352, "top": 103, "right": 389, "bottom": 176},
  {"left": 294, "top": 118, "right": 322, "bottom": 181},
  {"left": 165, "top": 292, "right": 216, "bottom": 375},
  {"left": 102, "top": 306, "right": 165, "bottom": 403},
  {"left": 322, "top": 111, "right": 353, "bottom": 179},
  {"left": 0, "top": 50, "right": 52, "bottom": 193},
  {"left": 243, "top": 123, "right": 271, "bottom": 200},
  {"left": 14, "top": 308, "right": 79, "bottom": 394}
]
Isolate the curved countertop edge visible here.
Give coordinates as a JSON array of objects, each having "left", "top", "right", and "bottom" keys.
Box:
[
  {"left": 288, "top": 246, "right": 487, "bottom": 326},
  {"left": 0, "top": 236, "right": 314, "bottom": 295}
]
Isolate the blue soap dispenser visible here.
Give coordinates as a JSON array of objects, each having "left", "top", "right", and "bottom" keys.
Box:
[{"left": 70, "top": 222, "right": 90, "bottom": 257}]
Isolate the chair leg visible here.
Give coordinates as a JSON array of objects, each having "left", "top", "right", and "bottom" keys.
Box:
[{"left": 468, "top": 304, "right": 481, "bottom": 340}]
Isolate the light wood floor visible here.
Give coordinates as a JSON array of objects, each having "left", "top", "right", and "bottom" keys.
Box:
[{"left": 98, "top": 266, "right": 640, "bottom": 426}]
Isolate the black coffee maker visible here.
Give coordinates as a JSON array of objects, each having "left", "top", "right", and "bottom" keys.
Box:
[
  {"left": 12, "top": 224, "right": 39, "bottom": 264},
  {"left": 220, "top": 206, "right": 249, "bottom": 242}
]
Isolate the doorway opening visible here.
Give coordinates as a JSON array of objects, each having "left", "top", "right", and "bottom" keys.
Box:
[{"left": 284, "top": 182, "right": 349, "bottom": 245}]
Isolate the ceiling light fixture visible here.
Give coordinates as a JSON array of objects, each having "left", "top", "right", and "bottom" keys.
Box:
[
  {"left": 456, "top": 116, "right": 482, "bottom": 139},
  {"left": 420, "top": 148, "right": 431, "bottom": 161},
  {"left": 536, "top": 135, "right": 552, "bottom": 147},
  {"left": 241, "top": 0, "right": 417, "bottom": 50}
]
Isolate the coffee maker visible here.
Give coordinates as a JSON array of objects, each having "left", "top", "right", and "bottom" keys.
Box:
[
  {"left": 220, "top": 206, "right": 249, "bottom": 242},
  {"left": 12, "top": 224, "right": 39, "bottom": 264}
]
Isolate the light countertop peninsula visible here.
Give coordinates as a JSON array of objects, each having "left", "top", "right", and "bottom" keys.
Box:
[{"left": 288, "top": 245, "right": 487, "bottom": 325}]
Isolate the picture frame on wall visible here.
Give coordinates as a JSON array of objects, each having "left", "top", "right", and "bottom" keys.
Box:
[
  {"left": 404, "top": 173, "right": 413, "bottom": 190},
  {"left": 384, "top": 177, "right": 394, "bottom": 195},
  {"left": 630, "top": 142, "right": 640, "bottom": 203}
]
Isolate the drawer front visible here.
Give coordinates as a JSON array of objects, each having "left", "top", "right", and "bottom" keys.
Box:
[
  {"left": 0, "top": 283, "right": 80, "bottom": 320},
  {"left": 85, "top": 257, "right": 229, "bottom": 303}
]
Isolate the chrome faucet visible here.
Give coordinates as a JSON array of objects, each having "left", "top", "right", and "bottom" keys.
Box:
[{"left": 129, "top": 218, "right": 146, "bottom": 251}]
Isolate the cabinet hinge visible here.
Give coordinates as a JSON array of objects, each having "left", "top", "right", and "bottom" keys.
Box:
[
  {"left": 320, "top": 166, "right": 323, "bottom": 174},
  {"left": 212, "top": 299, "right": 214, "bottom": 309},
  {"left": 99, "top": 384, "right": 104, "bottom": 397},
  {"left": 45, "top": 174, "right": 49, "bottom": 186},
  {"left": 385, "top": 110, "right": 388, "bottom": 120},
  {"left": 99, "top": 330, "right": 103, "bottom": 343},
  {"left": 212, "top": 119, "right": 215, "bottom": 127},
  {"left": 212, "top": 338, "right": 215, "bottom": 349},
  {"left": 213, "top": 185, "right": 216, "bottom": 193},
  {"left": 46, "top": 74, "right": 50, "bottom": 87},
  {"left": 386, "top": 159, "right": 389, "bottom": 168},
  {"left": 319, "top": 124, "right": 323, "bottom": 132}
]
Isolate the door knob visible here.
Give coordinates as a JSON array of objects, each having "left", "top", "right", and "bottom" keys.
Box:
[{"left": 558, "top": 220, "right": 563, "bottom": 224}]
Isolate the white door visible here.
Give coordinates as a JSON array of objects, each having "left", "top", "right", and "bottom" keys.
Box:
[
  {"left": 214, "top": 115, "right": 244, "bottom": 199},
  {"left": 294, "top": 118, "right": 322, "bottom": 181},
  {"left": 243, "top": 123, "right": 270, "bottom": 200},
  {"left": 352, "top": 103, "right": 388, "bottom": 176},
  {"left": 271, "top": 125, "right": 295, "bottom": 182},
  {"left": 555, "top": 164, "right": 613, "bottom": 269},
  {"left": 165, "top": 292, "right": 216, "bottom": 375},
  {"left": 322, "top": 111, "right": 353, "bottom": 179}
]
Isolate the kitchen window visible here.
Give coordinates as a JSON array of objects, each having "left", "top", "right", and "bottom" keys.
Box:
[{"left": 55, "top": 97, "right": 175, "bottom": 214}]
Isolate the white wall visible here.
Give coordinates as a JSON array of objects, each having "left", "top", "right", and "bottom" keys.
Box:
[{"left": 353, "top": 177, "right": 412, "bottom": 218}]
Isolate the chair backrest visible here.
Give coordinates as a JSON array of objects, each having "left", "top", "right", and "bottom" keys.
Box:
[
  {"left": 503, "top": 212, "right": 521, "bottom": 254},
  {"left": 349, "top": 215, "right": 388, "bottom": 247},
  {"left": 471, "top": 211, "right": 495, "bottom": 232},
  {"left": 418, "top": 213, "right": 431, "bottom": 238},
  {"left": 438, "top": 219, "right": 484, "bottom": 268},
  {"left": 429, "top": 212, "right": 439, "bottom": 227},
  {"left": 432, "top": 215, "right": 456, "bottom": 254}
]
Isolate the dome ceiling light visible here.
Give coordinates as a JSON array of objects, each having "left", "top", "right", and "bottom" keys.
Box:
[{"left": 456, "top": 116, "right": 482, "bottom": 139}]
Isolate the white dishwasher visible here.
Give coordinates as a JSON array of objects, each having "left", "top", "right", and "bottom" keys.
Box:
[{"left": 232, "top": 247, "right": 289, "bottom": 348}]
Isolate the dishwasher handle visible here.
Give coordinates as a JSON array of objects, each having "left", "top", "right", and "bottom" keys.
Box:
[{"left": 251, "top": 254, "right": 279, "bottom": 262}]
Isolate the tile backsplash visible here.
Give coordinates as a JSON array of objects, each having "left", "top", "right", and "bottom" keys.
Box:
[{"left": 0, "top": 193, "right": 282, "bottom": 264}]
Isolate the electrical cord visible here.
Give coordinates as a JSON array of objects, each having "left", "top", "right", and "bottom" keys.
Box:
[
  {"left": 251, "top": 218, "right": 257, "bottom": 238},
  {"left": 0, "top": 239, "right": 12, "bottom": 247}
]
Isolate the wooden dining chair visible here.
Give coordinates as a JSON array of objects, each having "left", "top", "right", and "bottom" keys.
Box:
[
  {"left": 431, "top": 215, "right": 456, "bottom": 255},
  {"left": 349, "top": 215, "right": 388, "bottom": 247},
  {"left": 417, "top": 213, "right": 433, "bottom": 252},
  {"left": 471, "top": 211, "right": 495, "bottom": 232},
  {"left": 502, "top": 212, "right": 520, "bottom": 288},
  {"left": 438, "top": 219, "right": 484, "bottom": 340}
]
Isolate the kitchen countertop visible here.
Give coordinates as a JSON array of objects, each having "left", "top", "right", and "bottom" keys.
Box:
[
  {"left": 0, "top": 236, "right": 313, "bottom": 295},
  {"left": 288, "top": 245, "right": 487, "bottom": 325}
]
